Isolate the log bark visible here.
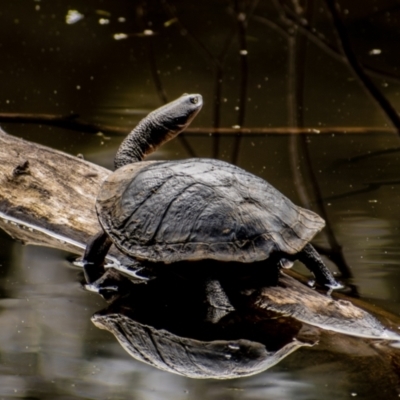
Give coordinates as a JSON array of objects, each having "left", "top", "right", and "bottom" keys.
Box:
[
  {"left": 0, "top": 127, "right": 107, "bottom": 254},
  {"left": 0, "top": 127, "right": 399, "bottom": 342}
]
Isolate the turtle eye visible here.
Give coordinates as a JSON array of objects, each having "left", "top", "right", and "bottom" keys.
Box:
[{"left": 190, "top": 96, "right": 199, "bottom": 104}]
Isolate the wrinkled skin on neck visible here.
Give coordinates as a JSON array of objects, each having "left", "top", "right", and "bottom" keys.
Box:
[{"left": 114, "top": 94, "right": 203, "bottom": 169}]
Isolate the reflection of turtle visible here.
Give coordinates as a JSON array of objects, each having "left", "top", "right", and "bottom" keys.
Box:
[
  {"left": 90, "top": 274, "right": 314, "bottom": 379},
  {"left": 92, "top": 312, "right": 308, "bottom": 380},
  {"left": 83, "top": 93, "right": 340, "bottom": 289}
]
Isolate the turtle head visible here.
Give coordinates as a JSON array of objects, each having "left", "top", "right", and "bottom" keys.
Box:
[
  {"left": 153, "top": 93, "right": 203, "bottom": 133},
  {"left": 114, "top": 93, "right": 203, "bottom": 169}
]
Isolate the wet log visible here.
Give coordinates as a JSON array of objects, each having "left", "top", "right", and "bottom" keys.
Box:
[
  {"left": 0, "top": 127, "right": 108, "bottom": 254},
  {"left": 0, "top": 127, "right": 400, "bottom": 342}
]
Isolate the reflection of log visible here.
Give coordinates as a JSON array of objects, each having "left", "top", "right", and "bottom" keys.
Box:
[{"left": 0, "top": 127, "right": 399, "bottom": 340}]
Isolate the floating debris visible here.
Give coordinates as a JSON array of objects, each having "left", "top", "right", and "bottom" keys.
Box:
[
  {"left": 113, "top": 33, "right": 128, "bottom": 40},
  {"left": 369, "top": 49, "right": 382, "bottom": 55},
  {"left": 66, "top": 10, "right": 84, "bottom": 25}
]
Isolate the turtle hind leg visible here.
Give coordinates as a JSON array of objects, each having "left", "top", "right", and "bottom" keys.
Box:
[
  {"left": 297, "top": 243, "right": 343, "bottom": 290},
  {"left": 83, "top": 231, "right": 112, "bottom": 284}
]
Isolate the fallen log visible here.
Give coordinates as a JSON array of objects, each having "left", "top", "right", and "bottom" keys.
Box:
[
  {"left": 0, "top": 127, "right": 106, "bottom": 251},
  {"left": 0, "top": 127, "right": 399, "bottom": 340}
]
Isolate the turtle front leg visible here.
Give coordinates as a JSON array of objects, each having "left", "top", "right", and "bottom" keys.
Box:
[
  {"left": 296, "top": 243, "right": 342, "bottom": 290},
  {"left": 83, "top": 231, "right": 112, "bottom": 284}
]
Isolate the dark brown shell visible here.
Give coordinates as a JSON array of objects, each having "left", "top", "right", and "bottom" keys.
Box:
[{"left": 96, "top": 159, "right": 325, "bottom": 263}]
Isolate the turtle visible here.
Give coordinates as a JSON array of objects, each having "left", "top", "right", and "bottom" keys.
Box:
[{"left": 83, "top": 93, "right": 341, "bottom": 289}]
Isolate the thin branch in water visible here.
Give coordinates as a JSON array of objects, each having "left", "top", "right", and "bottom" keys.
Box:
[
  {"left": 251, "top": 15, "right": 289, "bottom": 38},
  {"left": 0, "top": 112, "right": 395, "bottom": 136},
  {"left": 0, "top": 113, "right": 128, "bottom": 135},
  {"left": 162, "top": 0, "right": 253, "bottom": 160},
  {"left": 212, "top": 68, "right": 223, "bottom": 159},
  {"left": 254, "top": 14, "right": 343, "bottom": 63},
  {"left": 288, "top": 35, "right": 311, "bottom": 209},
  {"left": 336, "top": 147, "right": 400, "bottom": 165},
  {"left": 161, "top": 0, "right": 233, "bottom": 160},
  {"left": 231, "top": 0, "right": 257, "bottom": 165},
  {"left": 285, "top": 0, "right": 314, "bottom": 210},
  {"left": 320, "top": 184, "right": 382, "bottom": 203},
  {"left": 161, "top": 0, "right": 219, "bottom": 67},
  {"left": 1, "top": 112, "right": 396, "bottom": 136},
  {"left": 142, "top": 14, "right": 197, "bottom": 158},
  {"left": 282, "top": 0, "right": 356, "bottom": 290},
  {"left": 284, "top": 3, "right": 312, "bottom": 208},
  {"left": 272, "top": 0, "right": 296, "bottom": 26},
  {"left": 147, "top": 36, "right": 169, "bottom": 104},
  {"left": 212, "top": 25, "right": 237, "bottom": 159},
  {"left": 324, "top": 0, "right": 400, "bottom": 136},
  {"left": 262, "top": 3, "right": 400, "bottom": 84},
  {"left": 162, "top": 0, "right": 219, "bottom": 160}
]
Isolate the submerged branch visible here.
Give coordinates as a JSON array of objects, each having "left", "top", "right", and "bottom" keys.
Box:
[{"left": 0, "top": 112, "right": 395, "bottom": 136}]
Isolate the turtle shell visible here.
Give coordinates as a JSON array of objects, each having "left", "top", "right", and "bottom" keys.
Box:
[{"left": 96, "top": 159, "right": 325, "bottom": 263}]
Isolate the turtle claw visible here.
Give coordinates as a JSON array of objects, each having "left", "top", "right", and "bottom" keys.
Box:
[
  {"left": 279, "top": 258, "right": 294, "bottom": 269},
  {"left": 307, "top": 278, "right": 344, "bottom": 292},
  {"left": 325, "top": 280, "right": 345, "bottom": 291}
]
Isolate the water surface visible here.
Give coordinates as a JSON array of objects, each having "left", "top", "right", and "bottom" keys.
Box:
[{"left": 1, "top": 1, "right": 400, "bottom": 398}]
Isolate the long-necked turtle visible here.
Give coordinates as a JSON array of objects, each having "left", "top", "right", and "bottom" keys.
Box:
[{"left": 83, "top": 94, "right": 341, "bottom": 289}]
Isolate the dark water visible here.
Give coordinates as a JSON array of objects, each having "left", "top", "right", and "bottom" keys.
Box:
[{"left": 1, "top": 1, "right": 400, "bottom": 399}]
